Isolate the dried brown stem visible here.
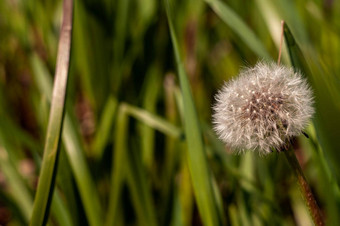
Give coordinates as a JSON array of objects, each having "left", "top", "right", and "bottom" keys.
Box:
[
  {"left": 277, "top": 20, "right": 285, "bottom": 65},
  {"left": 284, "top": 148, "right": 325, "bottom": 226}
]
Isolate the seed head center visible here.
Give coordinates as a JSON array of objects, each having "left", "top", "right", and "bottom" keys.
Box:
[{"left": 243, "top": 91, "right": 285, "bottom": 121}]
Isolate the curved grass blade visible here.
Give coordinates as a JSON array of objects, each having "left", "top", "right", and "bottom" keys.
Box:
[
  {"left": 124, "top": 103, "right": 182, "bottom": 139},
  {"left": 284, "top": 23, "right": 340, "bottom": 180},
  {"left": 205, "top": 0, "right": 271, "bottom": 60},
  {"left": 30, "top": 28, "right": 104, "bottom": 226},
  {"left": 30, "top": 0, "right": 73, "bottom": 225},
  {"left": 284, "top": 23, "right": 340, "bottom": 225},
  {"left": 165, "top": 1, "right": 223, "bottom": 225}
]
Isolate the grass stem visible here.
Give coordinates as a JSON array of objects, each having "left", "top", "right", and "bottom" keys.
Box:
[
  {"left": 284, "top": 148, "right": 325, "bottom": 226},
  {"left": 29, "top": 0, "right": 73, "bottom": 225}
]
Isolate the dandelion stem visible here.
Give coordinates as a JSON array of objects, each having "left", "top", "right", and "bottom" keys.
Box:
[
  {"left": 277, "top": 20, "right": 284, "bottom": 65},
  {"left": 284, "top": 148, "right": 325, "bottom": 226}
]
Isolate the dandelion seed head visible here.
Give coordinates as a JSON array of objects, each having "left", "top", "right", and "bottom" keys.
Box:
[{"left": 212, "top": 62, "right": 314, "bottom": 155}]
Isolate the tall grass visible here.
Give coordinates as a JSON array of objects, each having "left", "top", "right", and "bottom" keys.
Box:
[{"left": 0, "top": 0, "right": 340, "bottom": 225}]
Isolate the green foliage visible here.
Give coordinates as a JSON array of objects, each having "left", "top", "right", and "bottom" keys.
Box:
[{"left": 0, "top": 0, "right": 340, "bottom": 225}]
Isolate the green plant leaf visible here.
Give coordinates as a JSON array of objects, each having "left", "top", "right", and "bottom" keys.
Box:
[
  {"left": 165, "top": 1, "right": 224, "bottom": 225},
  {"left": 30, "top": 31, "right": 104, "bottom": 226},
  {"left": 106, "top": 104, "right": 158, "bottom": 226},
  {"left": 0, "top": 145, "right": 33, "bottom": 222},
  {"left": 205, "top": 0, "right": 271, "bottom": 60},
  {"left": 284, "top": 23, "right": 340, "bottom": 180},
  {"left": 91, "top": 96, "right": 118, "bottom": 159},
  {"left": 125, "top": 103, "right": 182, "bottom": 139},
  {"left": 30, "top": 1, "right": 73, "bottom": 225},
  {"left": 284, "top": 23, "right": 340, "bottom": 225}
]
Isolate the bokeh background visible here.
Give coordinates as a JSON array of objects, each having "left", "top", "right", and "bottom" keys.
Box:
[{"left": 1, "top": 0, "right": 340, "bottom": 225}]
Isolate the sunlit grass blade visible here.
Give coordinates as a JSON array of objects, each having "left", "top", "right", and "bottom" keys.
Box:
[
  {"left": 30, "top": 54, "right": 53, "bottom": 100},
  {"left": 165, "top": 1, "right": 223, "bottom": 225},
  {"left": 124, "top": 103, "right": 182, "bottom": 139},
  {"left": 254, "top": 0, "right": 289, "bottom": 63},
  {"left": 30, "top": 28, "right": 104, "bottom": 226},
  {"left": 272, "top": 0, "right": 309, "bottom": 46},
  {"left": 30, "top": 0, "right": 73, "bottom": 225},
  {"left": 205, "top": 0, "right": 271, "bottom": 60}
]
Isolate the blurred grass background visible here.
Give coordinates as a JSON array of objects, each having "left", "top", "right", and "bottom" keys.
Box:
[{"left": 1, "top": 0, "right": 340, "bottom": 225}]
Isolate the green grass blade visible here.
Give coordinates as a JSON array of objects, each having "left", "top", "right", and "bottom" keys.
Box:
[
  {"left": 91, "top": 95, "right": 118, "bottom": 159},
  {"left": 62, "top": 115, "right": 104, "bottom": 226},
  {"left": 125, "top": 137, "right": 158, "bottom": 226},
  {"left": 30, "top": 54, "right": 53, "bottom": 99},
  {"left": 111, "top": 0, "right": 130, "bottom": 93},
  {"left": 30, "top": 21, "right": 104, "bottom": 226},
  {"left": 205, "top": 0, "right": 271, "bottom": 60},
  {"left": 284, "top": 23, "right": 340, "bottom": 225},
  {"left": 254, "top": 0, "right": 289, "bottom": 63},
  {"left": 105, "top": 105, "right": 128, "bottom": 226},
  {"left": 178, "top": 160, "right": 194, "bottom": 226},
  {"left": 139, "top": 64, "right": 162, "bottom": 169},
  {"left": 73, "top": 0, "right": 96, "bottom": 107},
  {"left": 30, "top": 1, "right": 73, "bottom": 225},
  {"left": 284, "top": 23, "right": 340, "bottom": 180},
  {"left": 106, "top": 104, "right": 158, "bottom": 226},
  {"left": 124, "top": 103, "right": 182, "bottom": 139},
  {"left": 165, "top": 1, "right": 223, "bottom": 225},
  {"left": 31, "top": 53, "right": 104, "bottom": 226},
  {"left": 0, "top": 115, "right": 41, "bottom": 153},
  {"left": 0, "top": 145, "right": 33, "bottom": 222},
  {"left": 54, "top": 148, "right": 79, "bottom": 226},
  {"left": 162, "top": 75, "right": 181, "bottom": 225},
  {"left": 273, "top": 0, "right": 309, "bottom": 46},
  {"left": 51, "top": 190, "right": 74, "bottom": 226},
  {"left": 283, "top": 25, "right": 307, "bottom": 72}
]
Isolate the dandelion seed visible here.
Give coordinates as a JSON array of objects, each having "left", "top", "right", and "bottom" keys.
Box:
[{"left": 212, "top": 62, "right": 314, "bottom": 155}]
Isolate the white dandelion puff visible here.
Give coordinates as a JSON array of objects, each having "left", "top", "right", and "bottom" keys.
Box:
[{"left": 212, "top": 62, "right": 314, "bottom": 155}]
